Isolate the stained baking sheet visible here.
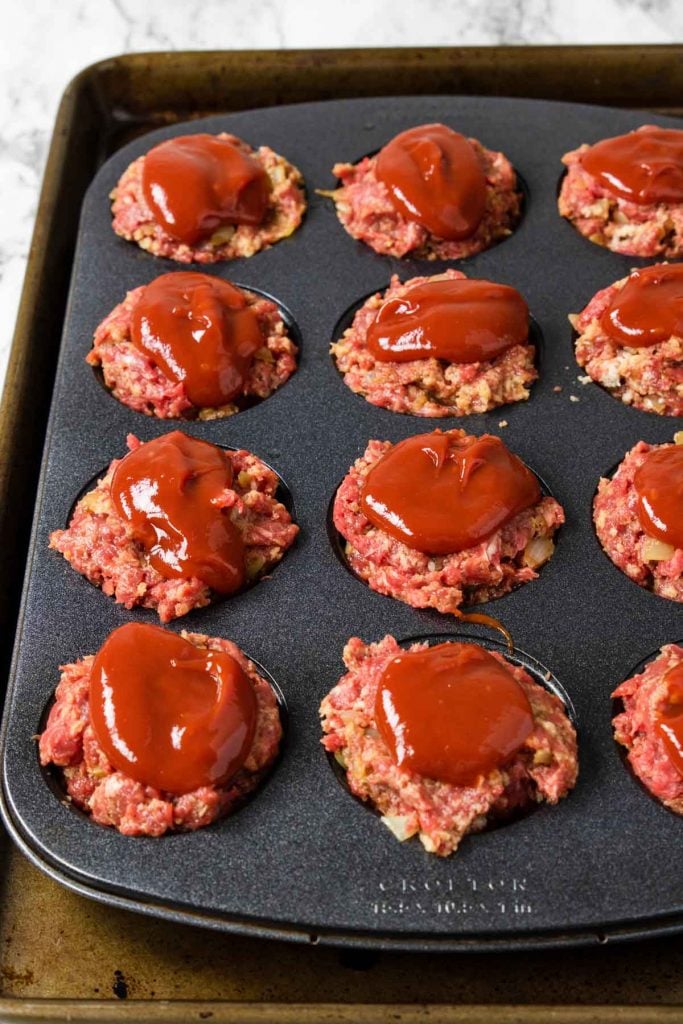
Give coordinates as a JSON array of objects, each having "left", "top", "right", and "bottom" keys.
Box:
[{"left": 1, "top": 94, "right": 682, "bottom": 951}]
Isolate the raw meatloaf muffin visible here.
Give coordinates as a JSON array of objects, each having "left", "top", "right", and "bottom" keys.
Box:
[
  {"left": 558, "top": 126, "right": 683, "bottom": 257},
  {"left": 88, "top": 277, "right": 297, "bottom": 420},
  {"left": 331, "top": 270, "right": 536, "bottom": 417},
  {"left": 49, "top": 434, "right": 298, "bottom": 622},
  {"left": 333, "top": 431, "right": 564, "bottom": 617},
  {"left": 111, "top": 132, "right": 306, "bottom": 263},
  {"left": 571, "top": 267, "right": 683, "bottom": 417},
  {"left": 612, "top": 644, "right": 683, "bottom": 814},
  {"left": 593, "top": 440, "right": 683, "bottom": 602},
  {"left": 39, "top": 629, "right": 282, "bottom": 836},
  {"left": 320, "top": 635, "right": 578, "bottom": 856},
  {"left": 327, "top": 128, "right": 521, "bottom": 260}
]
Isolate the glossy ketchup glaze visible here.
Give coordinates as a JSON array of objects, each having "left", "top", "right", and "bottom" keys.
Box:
[
  {"left": 375, "top": 642, "right": 534, "bottom": 786},
  {"left": 366, "top": 277, "right": 529, "bottom": 364},
  {"left": 111, "top": 431, "right": 246, "bottom": 594},
  {"left": 360, "top": 432, "right": 541, "bottom": 555},
  {"left": 130, "top": 272, "right": 264, "bottom": 407},
  {"left": 656, "top": 662, "right": 683, "bottom": 779},
  {"left": 375, "top": 124, "right": 487, "bottom": 240},
  {"left": 634, "top": 445, "right": 683, "bottom": 550},
  {"left": 89, "top": 623, "right": 258, "bottom": 794},
  {"left": 580, "top": 126, "right": 683, "bottom": 205},
  {"left": 600, "top": 264, "right": 683, "bottom": 348},
  {"left": 141, "top": 133, "right": 271, "bottom": 245}
]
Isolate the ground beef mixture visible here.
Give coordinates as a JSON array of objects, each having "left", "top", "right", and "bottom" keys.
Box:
[
  {"left": 49, "top": 435, "right": 298, "bottom": 622},
  {"left": 111, "top": 133, "right": 306, "bottom": 263},
  {"left": 613, "top": 644, "right": 683, "bottom": 814},
  {"left": 331, "top": 271, "right": 537, "bottom": 417},
  {"left": 88, "top": 283, "right": 297, "bottom": 420},
  {"left": 571, "top": 275, "right": 683, "bottom": 417},
  {"left": 39, "top": 631, "right": 282, "bottom": 836},
  {"left": 333, "top": 433, "right": 564, "bottom": 616},
  {"left": 327, "top": 139, "right": 521, "bottom": 260},
  {"left": 559, "top": 143, "right": 683, "bottom": 258},
  {"left": 594, "top": 440, "right": 683, "bottom": 603},
  {"left": 320, "top": 635, "right": 578, "bottom": 857}
]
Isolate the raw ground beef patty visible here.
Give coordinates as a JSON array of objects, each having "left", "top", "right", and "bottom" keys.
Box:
[
  {"left": 593, "top": 440, "right": 683, "bottom": 603},
  {"left": 39, "top": 631, "right": 282, "bottom": 836},
  {"left": 331, "top": 270, "right": 537, "bottom": 417},
  {"left": 333, "top": 432, "right": 564, "bottom": 616},
  {"left": 49, "top": 436, "right": 299, "bottom": 622},
  {"left": 88, "top": 283, "right": 297, "bottom": 420},
  {"left": 571, "top": 273, "right": 683, "bottom": 417},
  {"left": 111, "top": 133, "right": 306, "bottom": 263},
  {"left": 320, "top": 635, "right": 578, "bottom": 856},
  {"left": 612, "top": 644, "right": 683, "bottom": 814},
  {"left": 558, "top": 140, "right": 683, "bottom": 258},
  {"left": 327, "top": 139, "right": 521, "bottom": 260}
]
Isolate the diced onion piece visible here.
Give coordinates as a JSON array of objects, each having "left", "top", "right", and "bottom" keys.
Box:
[
  {"left": 642, "top": 537, "right": 675, "bottom": 561},
  {"left": 381, "top": 814, "right": 415, "bottom": 842},
  {"left": 523, "top": 537, "right": 555, "bottom": 569},
  {"left": 674, "top": 432, "right": 683, "bottom": 445}
]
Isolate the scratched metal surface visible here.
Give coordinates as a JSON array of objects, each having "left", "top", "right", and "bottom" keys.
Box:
[{"left": 1, "top": 96, "right": 682, "bottom": 949}]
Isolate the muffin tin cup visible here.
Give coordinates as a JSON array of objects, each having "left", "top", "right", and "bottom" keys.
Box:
[{"left": 1, "top": 95, "right": 682, "bottom": 950}]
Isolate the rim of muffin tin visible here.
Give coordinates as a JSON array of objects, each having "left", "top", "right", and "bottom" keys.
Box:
[
  {"left": 610, "top": 640, "right": 683, "bottom": 818},
  {"left": 325, "top": 629, "right": 577, "bottom": 847},
  {"left": 89, "top": 282, "right": 303, "bottom": 421},
  {"left": 38, "top": 646, "right": 290, "bottom": 833},
  {"left": 60, "top": 440, "right": 298, "bottom": 614}
]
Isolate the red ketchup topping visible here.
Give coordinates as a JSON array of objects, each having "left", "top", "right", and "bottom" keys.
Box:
[
  {"left": 111, "top": 431, "right": 246, "bottom": 594},
  {"left": 656, "top": 662, "right": 683, "bottom": 779},
  {"left": 580, "top": 126, "right": 683, "bottom": 205},
  {"left": 634, "top": 446, "right": 683, "bottom": 550},
  {"left": 89, "top": 623, "right": 257, "bottom": 794},
  {"left": 600, "top": 264, "right": 683, "bottom": 348},
  {"left": 141, "top": 133, "right": 271, "bottom": 244},
  {"left": 360, "top": 432, "right": 541, "bottom": 554},
  {"left": 375, "top": 642, "right": 534, "bottom": 786},
  {"left": 366, "top": 278, "right": 528, "bottom": 364},
  {"left": 130, "top": 272, "right": 264, "bottom": 407},
  {"left": 375, "top": 124, "right": 487, "bottom": 240}
]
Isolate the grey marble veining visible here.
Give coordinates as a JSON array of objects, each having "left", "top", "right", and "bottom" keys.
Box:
[{"left": 0, "top": 0, "right": 681, "bottom": 395}]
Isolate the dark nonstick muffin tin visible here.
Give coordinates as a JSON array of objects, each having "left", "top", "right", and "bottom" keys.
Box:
[{"left": 1, "top": 96, "right": 682, "bottom": 951}]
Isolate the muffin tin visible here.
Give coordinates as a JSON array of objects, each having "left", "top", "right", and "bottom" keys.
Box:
[{"left": 1, "top": 95, "right": 682, "bottom": 950}]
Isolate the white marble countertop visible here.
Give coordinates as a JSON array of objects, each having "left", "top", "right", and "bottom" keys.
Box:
[{"left": 0, "top": 0, "right": 681, "bottom": 399}]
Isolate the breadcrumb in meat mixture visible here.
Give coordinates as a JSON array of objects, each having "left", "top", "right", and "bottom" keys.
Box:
[
  {"left": 39, "top": 631, "right": 282, "bottom": 836},
  {"left": 111, "top": 133, "right": 306, "bottom": 263},
  {"left": 559, "top": 140, "right": 683, "bottom": 258},
  {"left": 593, "top": 440, "right": 683, "bottom": 603},
  {"left": 331, "top": 270, "right": 537, "bottom": 417},
  {"left": 612, "top": 644, "right": 683, "bottom": 814},
  {"left": 320, "top": 635, "right": 578, "bottom": 857},
  {"left": 327, "top": 139, "right": 521, "bottom": 260},
  {"left": 87, "top": 283, "right": 298, "bottom": 420},
  {"left": 571, "top": 274, "right": 683, "bottom": 417},
  {"left": 49, "top": 435, "right": 299, "bottom": 622},
  {"left": 333, "top": 432, "right": 564, "bottom": 616}
]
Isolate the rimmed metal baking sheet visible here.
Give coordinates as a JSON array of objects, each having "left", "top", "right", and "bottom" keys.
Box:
[{"left": 2, "top": 95, "right": 682, "bottom": 950}]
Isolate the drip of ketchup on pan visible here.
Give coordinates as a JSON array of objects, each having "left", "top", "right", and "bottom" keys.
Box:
[
  {"left": 600, "top": 264, "right": 683, "bottom": 349},
  {"left": 375, "top": 124, "right": 487, "bottom": 240},
  {"left": 367, "top": 277, "right": 529, "bottom": 364},
  {"left": 130, "top": 272, "right": 264, "bottom": 407},
  {"left": 580, "top": 126, "right": 683, "bottom": 205},
  {"left": 111, "top": 431, "right": 246, "bottom": 594},
  {"left": 633, "top": 445, "right": 683, "bottom": 550},
  {"left": 360, "top": 432, "right": 540, "bottom": 555},
  {"left": 375, "top": 642, "right": 533, "bottom": 786},
  {"left": 89, "top": 623, "right": 258, "bottom": 794},
  {"left": 142, "top": 133, "right": 271, "bottom": 245},
  {"left": 656, "top": 662, "right": 683, "bottom": 779}
]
